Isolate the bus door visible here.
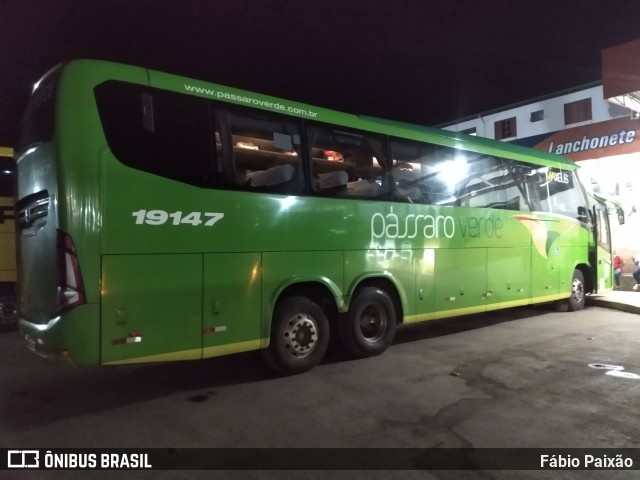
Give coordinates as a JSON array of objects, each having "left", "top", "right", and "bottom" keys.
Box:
[{"left": 593, "top": 204, "right": 613, "bottom": 292}]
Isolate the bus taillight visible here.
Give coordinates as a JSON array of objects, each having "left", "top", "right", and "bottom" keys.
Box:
[{"left": 56, "top": 229, "right": 86, "bottom": 313}]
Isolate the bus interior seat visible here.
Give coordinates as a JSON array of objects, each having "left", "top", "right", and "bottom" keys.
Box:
[
  {"left": 317, "top": 170, "right": 348, "bottom": 188},
  {"left": 392, "top": 168, "right": 423, "bottom": 203},
  {"left": 246, "top": 164, "right": 295, "bottom": 188},
  {"left": 356, "top": 165, "right": 383, "bottom": 180},
  {"left": 347, "top": 179, "right": 381, "bottom": 197},
  {"left": 316, "top": 170, "right": 348, "bottom": 195},
  {"left": 395, "top": 186, "right": 423, "bottom": 203}
]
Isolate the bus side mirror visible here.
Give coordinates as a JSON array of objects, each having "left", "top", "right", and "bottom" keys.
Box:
[
  {"left": 617, "top": 207, "right": 625, "bottom": 225},
  {"left": 577, "top": 206, "right": 588, "bottom": 223}
]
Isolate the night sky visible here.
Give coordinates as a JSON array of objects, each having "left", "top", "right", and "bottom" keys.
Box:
[{"left": 2, "top": 0, "right": 640, "bottom": 147}]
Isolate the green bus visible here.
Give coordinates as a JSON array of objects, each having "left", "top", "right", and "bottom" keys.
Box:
[
  {"left": 16, "top": 60, "right": 617, "bottom": 374},
  {"left": 0, "top": 146, "right": 17, "bottom": 331}
]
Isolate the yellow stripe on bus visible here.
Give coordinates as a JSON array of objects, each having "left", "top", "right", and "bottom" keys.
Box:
[
  {"left": 102, "top": 339, "right": 266, "bottom": 365},
  {"left": 404, "top": 293, "right": 570, "bottom": 324}
]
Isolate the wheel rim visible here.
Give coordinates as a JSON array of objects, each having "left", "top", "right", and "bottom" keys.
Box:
[
  {"left": 282, "top": 313, "right": 319, "bottom": 359},
  {"left": 358, "top": 303, "right": 387, "bottom": 343},
  {"left": 571, "top": 277, "right": 584, "bottom": 304}
]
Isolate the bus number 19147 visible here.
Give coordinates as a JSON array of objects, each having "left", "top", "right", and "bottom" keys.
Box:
[{"left": 131, "top": 210, "right": 224, "bottom": 227}]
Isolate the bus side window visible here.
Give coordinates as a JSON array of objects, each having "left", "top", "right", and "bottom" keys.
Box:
[
  {"left": 390, "top": 139, "right": 527, "bottom": 211},
  {"left": 456, "top": 156, "right": 524, "bottom": 210},
  {"left": 597, "top": 207, "right": 611, "bottom": 249},
  {"left": 307, "top": 123, "right": 389, "bottom": 200},
  {"left": 525, "top": 167, "right": 583, "bottom": 219},
  {"left": 95, "top": 81, "right": 214, "bottom": 187},
  {"left": 503, "top": 161, "right": 534, "bottom": 212},
  {"left": 390, "top": 138, "right": 458, "bottom": 205},
  {"left": 216, "top": 107, "right": 302, "bottom": 195}
]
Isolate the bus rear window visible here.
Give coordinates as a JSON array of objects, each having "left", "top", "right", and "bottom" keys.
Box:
[{"left": 18, "top": 68, "right": 59, "bottom": 153}]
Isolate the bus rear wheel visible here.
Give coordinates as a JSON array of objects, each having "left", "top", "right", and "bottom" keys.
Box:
[
  {"left": 568, "top": 269, "right": 586, "bottom": 311},
  {"left": 263, "top": 296, "right": 329, "bottom": 375},
  {"left": 339, "top": 287, "right": 397, "bottom": 358}
]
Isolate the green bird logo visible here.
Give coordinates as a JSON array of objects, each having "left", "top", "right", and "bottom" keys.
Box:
[{"left": 513, "top": 214, "right": 561, "bottom": 259}]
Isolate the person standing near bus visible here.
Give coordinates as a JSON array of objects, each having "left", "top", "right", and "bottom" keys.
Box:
[
  {"left": 613, "top": 251, "right": 624, "bottom": 290},
  {"left": 633, "top": 256, "right": 640, "bottom": 291}
]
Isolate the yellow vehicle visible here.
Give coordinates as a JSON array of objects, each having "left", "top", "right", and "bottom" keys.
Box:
[{"left": 0, "top": 146, "right": 16, "bottom": 331}]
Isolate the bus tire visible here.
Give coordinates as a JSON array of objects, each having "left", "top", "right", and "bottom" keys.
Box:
[
  {"left": 263, "top": 296, "right": 329, "bottom": 375},
  {"left": 568, "top": 269, "right": 586, "bottom": 311},
  {"left": 339, "top": 287, "right": 397, "bottom": 358}
]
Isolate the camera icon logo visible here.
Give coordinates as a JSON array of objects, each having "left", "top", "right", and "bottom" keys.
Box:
[{"left": 7, "top": 450, "right": 40, "bottom": 468}]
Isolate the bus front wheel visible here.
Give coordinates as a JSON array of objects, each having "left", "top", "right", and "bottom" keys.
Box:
[
  {"left": 263, "top": 296, "right": 329, "bottom": 375},
  {"left": 339, "top": 287, "right": 397, "bottom": 358},
  {"left": 568, "top": 269, "right": 586, "bottom": 311}
]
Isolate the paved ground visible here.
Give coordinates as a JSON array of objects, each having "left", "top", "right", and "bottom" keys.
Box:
[
  {"left": 588, "top": 288, "right": 640, "bottom": 314},
  {"left": 1, "top": 301, "right": 640, "bottom": 479}
]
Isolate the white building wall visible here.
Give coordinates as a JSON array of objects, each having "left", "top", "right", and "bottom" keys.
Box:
[
  {"left": 441, "top": 83, "right": 640, "bottom": 285},
  {"left": 442, "top": 85, "right": 628, "bottom": 140}
]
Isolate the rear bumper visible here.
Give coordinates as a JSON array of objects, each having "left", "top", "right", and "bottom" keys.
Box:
[
  {"left": 19, "top": 315, "right": 71, "bottom": 363},
  {"left": 18, "top": 303, "right": 100, "bottom": 365}
]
